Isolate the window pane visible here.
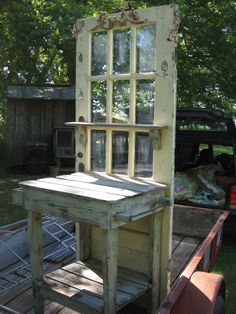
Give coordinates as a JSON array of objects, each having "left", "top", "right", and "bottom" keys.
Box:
[
  {"left": 91, "top": 131, "right": 106, "bottom": 171},
  {"left": 113, "top": 29, "right": 130, "bottom": 74},
  {"left": 91, "top": 32, "right": 107, "bottom": 75},
  {"left": 137, "top": 24, "right": 156, "bottom": 73},
  {"left": 112, "top": 131, "right": 128, "bottom": 174},
  {"left": 112, "top": 80, "right": 130, "bottom": 123},
  {"left": 136, "top": 80, "right": 155, "bottom": 124},
  {"left": 91, "top": 81, "right": 107, "bottom": 122},
  {"left": 135, "top": 132, "right": 153, "bottom": 177}
]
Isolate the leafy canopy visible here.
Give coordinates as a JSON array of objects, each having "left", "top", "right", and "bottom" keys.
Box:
[{"left": 0, "top": 0, "right": 235, "bottom": 120}]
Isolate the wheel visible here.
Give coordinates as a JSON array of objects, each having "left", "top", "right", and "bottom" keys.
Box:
[{"left": 213, "top": 295, "right": 225, "bottom": 314}]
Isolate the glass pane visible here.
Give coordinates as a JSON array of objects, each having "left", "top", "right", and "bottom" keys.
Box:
[
  {"left": 137, "top": 24, "right": 156, "bottom": 73},
  {"left": 135, "top": 132, "right": 153, "bottom": 177},
  {"left": 91, "top": 131, "right": 106, "bottom": 171},
  {"left": 112, "top": 80, "right": 130, "bottom": 123},
  {"left": 91, "top": 81, "right": 107, "bottom": 122},
  {"left": 113, "top": 29, "right": 130, "bottom": 74},
  {"left": 112, "top": 131, "right": 128, "bottom": 174},
  {"left": 136, "top": 80, "right": 155, "bottom": 124},
  {"left": 91, "top": 32, "right": 107, "bottom": 75}
]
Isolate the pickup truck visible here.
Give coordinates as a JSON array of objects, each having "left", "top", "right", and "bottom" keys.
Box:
[{"left": 174, "top": 108, "right": 236, "bottom": 236}]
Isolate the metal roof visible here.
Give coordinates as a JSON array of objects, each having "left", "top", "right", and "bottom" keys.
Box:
[{"left": 7, "top": 85, "right": 75, "bottom": 100}]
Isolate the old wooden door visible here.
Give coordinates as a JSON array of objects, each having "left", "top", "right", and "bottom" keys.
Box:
[{"left": 70, "top": 4, "right": 179, "bottom": 303}]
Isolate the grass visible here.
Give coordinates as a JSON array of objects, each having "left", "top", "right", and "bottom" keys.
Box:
[
  {"left": 0, "top": 172, "right": 44, "bottom": 227},
  {"left": 0, "top": 174, "right": 27, "bottom": 226},
  {"left": 213, "top": 239, "right": 236, "bottom": 314}
]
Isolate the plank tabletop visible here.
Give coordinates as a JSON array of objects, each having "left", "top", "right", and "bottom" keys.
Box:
[{"left": 19, "top": 172, "right": 167, "bottom": 203}]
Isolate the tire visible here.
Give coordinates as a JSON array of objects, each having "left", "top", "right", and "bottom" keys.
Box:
[{"left": 213, "top": 295, "right": 225, "bottom": 314}]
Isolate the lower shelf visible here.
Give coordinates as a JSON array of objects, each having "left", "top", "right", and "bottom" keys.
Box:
[{"left": 40, "top": 258, "right": 151, "bottom": 313}]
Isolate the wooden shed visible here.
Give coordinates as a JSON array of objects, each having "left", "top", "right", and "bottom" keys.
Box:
[{"left": 6, "top": 85, "right": 75, "bottom": 167}]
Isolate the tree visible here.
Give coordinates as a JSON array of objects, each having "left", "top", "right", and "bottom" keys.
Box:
[
  {"left": 0, "top": 0, "right": 235, "bottom": 121},
  {"left": 177, "top": 0, "right": 236, "bottom": 111}
]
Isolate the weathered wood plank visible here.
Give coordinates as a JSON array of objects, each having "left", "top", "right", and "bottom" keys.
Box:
[
  {"left": 39, "top": 282, "right": 102, "bottom": 314},
  {"left": 114, "top": 204, "right": 164, "bottom": 223},
  {"left": 3, "top": 287, "right": 34, "bottom": 313},
  {"left": 171, "top": 236, "right": 201, "bottom": 284},
  {"left": 44, "top": 266, "right": 132, "bottom": 307},
  {"left": 59, "top": 172, "right": 167, "bottom": 192},
  {"left": 22, "top": 185, "right": 166, "bottom": 229},
  {"left": 148, "top": 212, "right": 162, "bottom": 313},
  {"left": 42, "top": 258, "right": 150, "bottom": 312},
  {"left": 172, "top": 234, "right": 184, "bottom": 251},
  {"left": 102, "top": 228, "right": 118, "bottom": 314},
  {"left": 28, "top": 211, "right": 44, "bottom": 313},
  {"left": 23, "top": 189, "right": 111, "bottom": 229},
  {"left": 20, "top": 180, "right": 125, "bottom": 202},
  {"left": 173, "top": 205, "right": 220, "bottom": 238},
  {"left": 80, "top": 259, "right": 150, "bottom": 288},
  {"left": 92, "top": 226, "right": 150, "bottom": 253},
  {"left": 38, "top": 177, "right": 138, "bottom": 197}
]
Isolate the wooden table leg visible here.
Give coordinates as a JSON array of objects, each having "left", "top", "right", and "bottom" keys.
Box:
[
  {"left": 148, "top": 211, "right": 162, "bottom": 314},
  {"left": 28, "top": 211, "right": 44, "bottom": 314},
  {"left": 102, "top": 228, "right": 118, "bottom": 314}
]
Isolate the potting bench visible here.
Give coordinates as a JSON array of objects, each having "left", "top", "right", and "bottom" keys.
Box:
[{"left": 18, "top": 5, "right": 179, "bottom": 313}]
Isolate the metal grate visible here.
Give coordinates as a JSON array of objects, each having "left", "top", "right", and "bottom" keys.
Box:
[{"left": 0, "top": 216, "right": 76, "bottom": 294}]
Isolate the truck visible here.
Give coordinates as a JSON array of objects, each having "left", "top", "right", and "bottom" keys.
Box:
[{"left": 174, "top": 108, "right": 236, "bottom": 237}]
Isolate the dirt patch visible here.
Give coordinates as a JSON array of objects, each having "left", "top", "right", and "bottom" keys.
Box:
[{"left": 0, "top": 173, "right": 44, "bottom": 227}]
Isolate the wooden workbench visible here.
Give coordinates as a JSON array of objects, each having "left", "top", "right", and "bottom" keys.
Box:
[{"left": 18, "top": 172, "right": 168, "bottom": 314}]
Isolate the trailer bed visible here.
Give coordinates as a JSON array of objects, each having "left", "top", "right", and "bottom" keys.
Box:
[
  {"left": 0, "top": 206, "right": 227, "bottom": 313},
  {"left": 0, "top": 233, "right": 201, "bottom": 314}
]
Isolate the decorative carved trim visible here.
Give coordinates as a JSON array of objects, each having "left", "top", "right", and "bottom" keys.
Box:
[{"left": 91, "top": 9, "right": 147, "bottom": 31}]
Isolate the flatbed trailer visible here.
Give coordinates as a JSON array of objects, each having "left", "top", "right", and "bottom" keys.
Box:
[
  {"left": 159, "top": 205, "right": 228, "bottom": 314},
  {"left": 0, "top": 203, "right": 228, "bottom": 313}
]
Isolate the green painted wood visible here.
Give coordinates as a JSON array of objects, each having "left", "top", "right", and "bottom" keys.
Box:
[
  {"left": 80, "top": 259, "right": 150, "bottom": 288},
  {"left": 148, "top": 212, "right": 162, "bottom": 313},
  {"left": 114, "top": 204, "right": 164, "bottom": 223},
  {"left": 77, "top": 223, "right": 91, "bottom": 261},
  {"left": 102, "top": 229, "right": 118, "bottom": 314},
  {"left": 59, "top": 172, "right": 167, "bottom": 193},
  {"left": 66, "top": 121, "right": 168, "bottom": 130},
  {"left": 20, "top": 180, "right": 125, "bottom": 202},
  {"left": 21, "top": 178, "right": 166, "bottom": 229},
  {"left": 39, "top": 282, "right": 102, "bottom": 314},
  {"left": 28, "top": 211, "right": 44, "bottom": 314},
  {"left": 38, "top": 177, "right": 138, "bottom": 197}
]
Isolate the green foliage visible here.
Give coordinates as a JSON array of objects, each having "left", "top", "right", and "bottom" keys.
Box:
[
  {"left": 213, "top": 240, "right": 236, "bottom": 314},
  {"left": 0, "top": 0, "right": 235, "bottom": 123},
  {"left": 176, "top": 0, "right": 236, "bottom": 111}
]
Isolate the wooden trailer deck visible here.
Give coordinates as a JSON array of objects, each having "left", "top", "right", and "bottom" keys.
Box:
[{"left": 0, "top": 233, "right": 202, "bottom": 314}]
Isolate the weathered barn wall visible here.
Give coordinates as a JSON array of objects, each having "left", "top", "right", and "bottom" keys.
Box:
[{"left": 6, "top": 86, "right": 75, "bottom": 166}]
